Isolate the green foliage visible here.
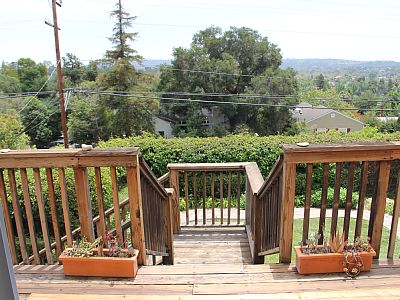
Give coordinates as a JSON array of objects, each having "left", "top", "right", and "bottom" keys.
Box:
[
  {"left": 62, "top": 53, "right": 85, "bottom": 86},
  {"left": 16, "top": 58, "right": 47, "bottom": 92},
  {"left": 294, "top": 187, "right": 359, "bottom": 209},
  {"left": 20, "top": 97, "right": 60, "bottom": 148},
  {"left": 158, "top": 26, "right": 298, "bottom": 136},
  {"left": 98, "top": 129, "right": 400, "bottom": 178},
  {"left": 0, "top": 112, "right": 30, "bottom": 149}
]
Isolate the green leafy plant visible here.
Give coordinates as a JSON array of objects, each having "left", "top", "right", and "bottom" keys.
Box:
[{"left": 64, "top": 237, "right": 100, "bottom": 258}]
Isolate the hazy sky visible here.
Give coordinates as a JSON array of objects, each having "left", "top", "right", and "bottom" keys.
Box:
[{"left": 1, "top": 0, "right": 400, "bottom": 63}]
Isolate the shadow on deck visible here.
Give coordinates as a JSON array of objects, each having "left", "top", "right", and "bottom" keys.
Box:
[{"left": 15, "top": 226, "right": 400, "bottom": 299}]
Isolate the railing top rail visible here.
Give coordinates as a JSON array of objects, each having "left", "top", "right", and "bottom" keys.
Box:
[
  {"left": 0, "top": 148, "right": 140, "bottom": 168},
  {"left": 244, "top": 162, "right": 264, "bottom": 194},
  {"left": 283, "top": 142, "right": 400, "bottom": 163},
  {"left": 258, "top": 156, "right": 283, "bottom": 198},
  {"left": 167, "top": 162, "right": 251, "bottom": 171},
  {"left": 140, "top": 157, "right": 169, "bottom": 198}
]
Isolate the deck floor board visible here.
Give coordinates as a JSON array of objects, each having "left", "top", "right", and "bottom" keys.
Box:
[{"left": 14, "top": 226, "right": 400, "bottom": 299}]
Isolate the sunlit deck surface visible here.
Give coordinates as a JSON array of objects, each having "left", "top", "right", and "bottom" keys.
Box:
[{"left": 16, "top": 227, "right": 400, "bottom": 299}]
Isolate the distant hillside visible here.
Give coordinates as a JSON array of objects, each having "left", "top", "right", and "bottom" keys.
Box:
[
  {"left": 282, "top": 58, "right": 400, "bottom": 76},
  {"left": 135, "top": 59, "right": 171, "bottom": 70}
]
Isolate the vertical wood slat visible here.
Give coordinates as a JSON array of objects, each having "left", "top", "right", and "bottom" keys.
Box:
[
  {"left": 302, "top": 164, "right": 313, "bottom": 243},
  {"left": 368, "top": 162, "right": 380, "bottom": 239},
  {"left": 110, "top": 166, "right": 123, "bottom": 245},
  {"left": 58, "top": 168, "right": 72, "bottom": 247},
  {"left": 371, "top": 160, "right": 391, "bottom": 258},
  {"left": 388, "top": 173, "right": 400, "bottom": 258},
  {"left": 94, "top": 167, "right": 106, "bottom": 239},
  {"left": 184, "top": 172, "right": 189, "bottom": 225},
  {"left": 220, "top": 172, "right": 224, "bottom": 225},
  {"left": 355, "top": 162, "right": 369, "bottom": 239},
  {"left": 8, "top": 169, "right": 29, "bottom": 264},
  {"left": 0, "top": 169, "right": 17, "bottom": 264},
  {"left": 45, "top": 168, "right": 62, "bottom": 259},
  {"left": 343, "top": 162, "right": 356, "bottom": 241},
  {"left": 279, "top": 162, "right": 296, "bottom": 263},
  {"left": 193, "top": 172, "right": 197, "bottom": 225},
  {"left": 163, "top": 189, "right": 174, "bottom": 265},
  {"left": 127, "top": 164, "right": 146, "bottom": 265},
  {"left": 237, "top": 172, "right": 241, "bottom": 224},
  {"left": 169, "top": 169, "right": 180, "bottom": 233},
  {"left": 202, "top": 172, "right": 206, "bottom": 225},
  {"left": 318, "top": 163, "right": 329, "bottom": 244},
  {"left": 73, "top": 167, "right": 94, "bottom": 242},
  {"left": 20, "top": 168, "right": 40, "bottom": 264},
  {"left": 211, "top": 173, "right": 215, "bottom": 225},
  {"left": 33, "top": 168, "right": 53, "bottom": 264},
  {"left": 227, "top": 172, "right": 232, "bottom": 225},
  {"left": 330, "top": 163, "right": 343, "bottom": 238}
]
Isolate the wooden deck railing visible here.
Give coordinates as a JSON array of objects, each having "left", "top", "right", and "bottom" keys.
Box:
[
  {"left": 279, "top": 142, "right": 400, "bottom": 263},
  {"left": 167, "top": 163, "right": 249, "bottom": 231},
  {"left": 0, "top": 148, "right": 174, "bottom": 266}
]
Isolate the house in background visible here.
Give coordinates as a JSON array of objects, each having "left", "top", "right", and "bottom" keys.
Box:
[
  {"left": 154, "top": 116, "right": 174, "bottom": 138},
  {"left": 293, "top": 102, "right": 365, "bottom": 133}
]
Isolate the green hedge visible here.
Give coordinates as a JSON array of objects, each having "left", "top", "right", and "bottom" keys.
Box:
[{"left": 99, "top": 127, "right": 400, "bottom": 178}]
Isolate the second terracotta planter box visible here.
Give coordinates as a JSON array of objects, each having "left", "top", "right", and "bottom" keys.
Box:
[
  {"left": 294, "top": 246, "right": 375, "bottom": 275},
  {"left": 59, "top": 249, "right": 139, "bottom": 278}
]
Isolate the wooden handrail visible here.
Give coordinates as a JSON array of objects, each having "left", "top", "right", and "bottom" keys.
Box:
[
  {"left": 258, "top": 156, "right": 283, "bottom": 198},
  {"left": 244, "top": 163, "right": 264, "bottom": 195},
  {"left": 158, "top": 172, "right": 169, "bottom": 185},
  {"left": 167, "top": 162, "right": 249, "bottom": 171}
]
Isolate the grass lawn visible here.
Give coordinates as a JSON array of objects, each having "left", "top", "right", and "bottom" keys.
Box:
[{"left": 265, "top": 217, "right": 400, "bottom": 263}]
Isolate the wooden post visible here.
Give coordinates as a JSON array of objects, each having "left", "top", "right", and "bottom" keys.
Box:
[
  {"left": 163, "top": 188, "right": 174, "bottom": 265},
  {"left": 169, "top": 169, "right": 181, "bottom": 233},
  {"left": 253, "top": 194, "right": 264, "bottom": 264},
  {"left": 279, "top": 161, "right": 296, "bottom": 263},
  {"left": 127, "top": 160, "right": 146, "bottom": 265},
  {"left": 371, "top": 161, "right": 391, "bottom": 258},
  {"left": 73, "top": 167, "right": 94, "bottom": 242}
]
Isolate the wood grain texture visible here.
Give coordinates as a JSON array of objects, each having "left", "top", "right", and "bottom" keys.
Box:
[
  {"left": 330, "top": 163, "right": 342, "bottom": 238},
  {"left": 58, "top": 168, "right": 72, "bottom": 247},
  {"left": 94, "top": 167, "right": 106, "bottom": 240},
  {"left": 318, "top": 163, "right": 329, "bottom": 244},
  {"left": 388, "top": 174, "right": 400, "bottom": 258},
  {"left": 355, "top": 161, "right": 369, "bottom": 239},
  {"left": 33, "top": 168, "right": 52, "bottom": 264},
  {"left": 343, "top": 162, "right": 356, "bottom": 241},
  {"left": 110, "top": 166, "right": 123, "bottom": 245},
  {"left": 46, "top": 168, "right": 62, "bottom": 259},
  {"left": 302, "top": 163, "right": 313, "bottom": 242}
]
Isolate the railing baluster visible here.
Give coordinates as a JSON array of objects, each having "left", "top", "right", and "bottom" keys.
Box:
[
  {"left": 94, "top": 167, "right": 106, "bottom": 239},
  {"left": 169, "top": 169, "right": 180, "bottom": 233},
  {"left": 184, "top": 171, "right": 189, "bottom": 225},
  {"left": 202, "top": 172, "right": 206, "bottom": 225},
  {"left": 343, "top": 162, "right": 356, "bottom": 241},
  {"left": 58, "top": 168, "right": 72, "bottom": 247},
  {"left": 46, "top": 168, "right": 62, "bottom": 259},
  {"left": 302, "top": 163, "right": 313, "bottom": 243},
  {"left": 318, "top": 163, "right": 329, "bottom": 244},
  {"left": 355, "top": 161, "right": 368, "bottom": 239},
  {"left": 388, "top": 172, "right": 400, "bottom": 258},
  {"left": 33, "top": 168, "right": 52, "bottom": 264},
  {"left": 193, "top": 172, "right": 197, "bottom": 225},
  {"left": 371, "top": 160, "right": 391, "bottom": 257},
  {"left": 237, "top": 172, "right": 241, "bottom": 224},
  {"left": 211, "top": 173, "right": 215, "bottom": 225},
  {"left": 110, "top": 166, "right": 123, "bottom": 245},
  {"left": 8, "top": 169, "right": 29, "bottom": 264},
  {"left": 163, "top": 188, "right": 174, "bottom": 265},
  {"left": 20, "top": 168, "right": 40, "bottom": 264},
  {"left": 330, "top": 163, "right": 342, "bottom": 238},
  {"left": 227, "top": 171, "right": 232, "bottom": 225},
  {"left": 0, "top": 169, "right": 17, "bottom": 264},
  {"left": 220, "top": 172, "right": 224, "bottom": 225}
]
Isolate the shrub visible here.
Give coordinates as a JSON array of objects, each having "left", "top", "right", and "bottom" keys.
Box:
[{"left": 295, "top": 187, "right": 359, "bottom": 209}]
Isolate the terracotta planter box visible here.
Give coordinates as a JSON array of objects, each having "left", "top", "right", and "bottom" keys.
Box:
[
  {"left": 59, "top": 249, "right": 139, "bottom": 278},
  {"left": 294, "top": 246, "right": 375, "bottom": 275}
]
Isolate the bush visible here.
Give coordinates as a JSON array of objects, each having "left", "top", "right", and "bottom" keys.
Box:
[
  {"left": 98, "top": 128, "right": 400, "bottom": 178},
  {"left": 295, "top": 187, "right": 359, "bottom": 209}
]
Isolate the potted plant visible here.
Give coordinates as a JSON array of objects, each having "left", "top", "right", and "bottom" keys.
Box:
[
  {"left": 59, "top": 231, "right": 139, "bottom": 278},
  {"left": 295, "top": 232, "right": 375, "bottom": 277}
]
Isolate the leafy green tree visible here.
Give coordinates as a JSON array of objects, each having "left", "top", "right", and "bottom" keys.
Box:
[
  {"left": 16, "top": 58, "right": 47, "bottom": 92},
  {"left": 62, "top": 53, "right": 84, "bottom": 86},
  {"left": 0, "top": 112, "right": 30, "bottom": 149},
  {"left": 315, "top": 73, "right": 327, "bottom": 90},
  {"left": 68, "top": 94, "right": 112, "bottom": 145},
  {"left": 83, "top": 60, "right": 99, "bottom": 82},
  {"left": 158, "top": 26, "right": 298, "bottom": 135},
  {"left": 20, "top": 97, "right": 60, "bottom": 148},
  {"left": 0, "top": 63, "right": 21, "bottom": 93}
]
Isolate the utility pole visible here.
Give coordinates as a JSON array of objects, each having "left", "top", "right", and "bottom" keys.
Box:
[{"left": 51, "top": 0, "right": 69, "bottom": 148}]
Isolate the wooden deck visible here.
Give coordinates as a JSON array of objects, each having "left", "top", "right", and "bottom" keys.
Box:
[{"left": 15, "top": 227, "right": 400, "bottom": 299}]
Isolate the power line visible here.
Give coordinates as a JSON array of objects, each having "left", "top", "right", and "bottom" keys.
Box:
[
  {"left": 73, "top": 90, "right": 400, "bottom": 112},
  {"left": 16, "top": 63, "right": 58, "bottom": 114},
  {"left": 73, "top": 89, "right": 400, "bottom": 103},
  {"left": 0, "top": 91, "right": 57, "bottom": 100}
]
